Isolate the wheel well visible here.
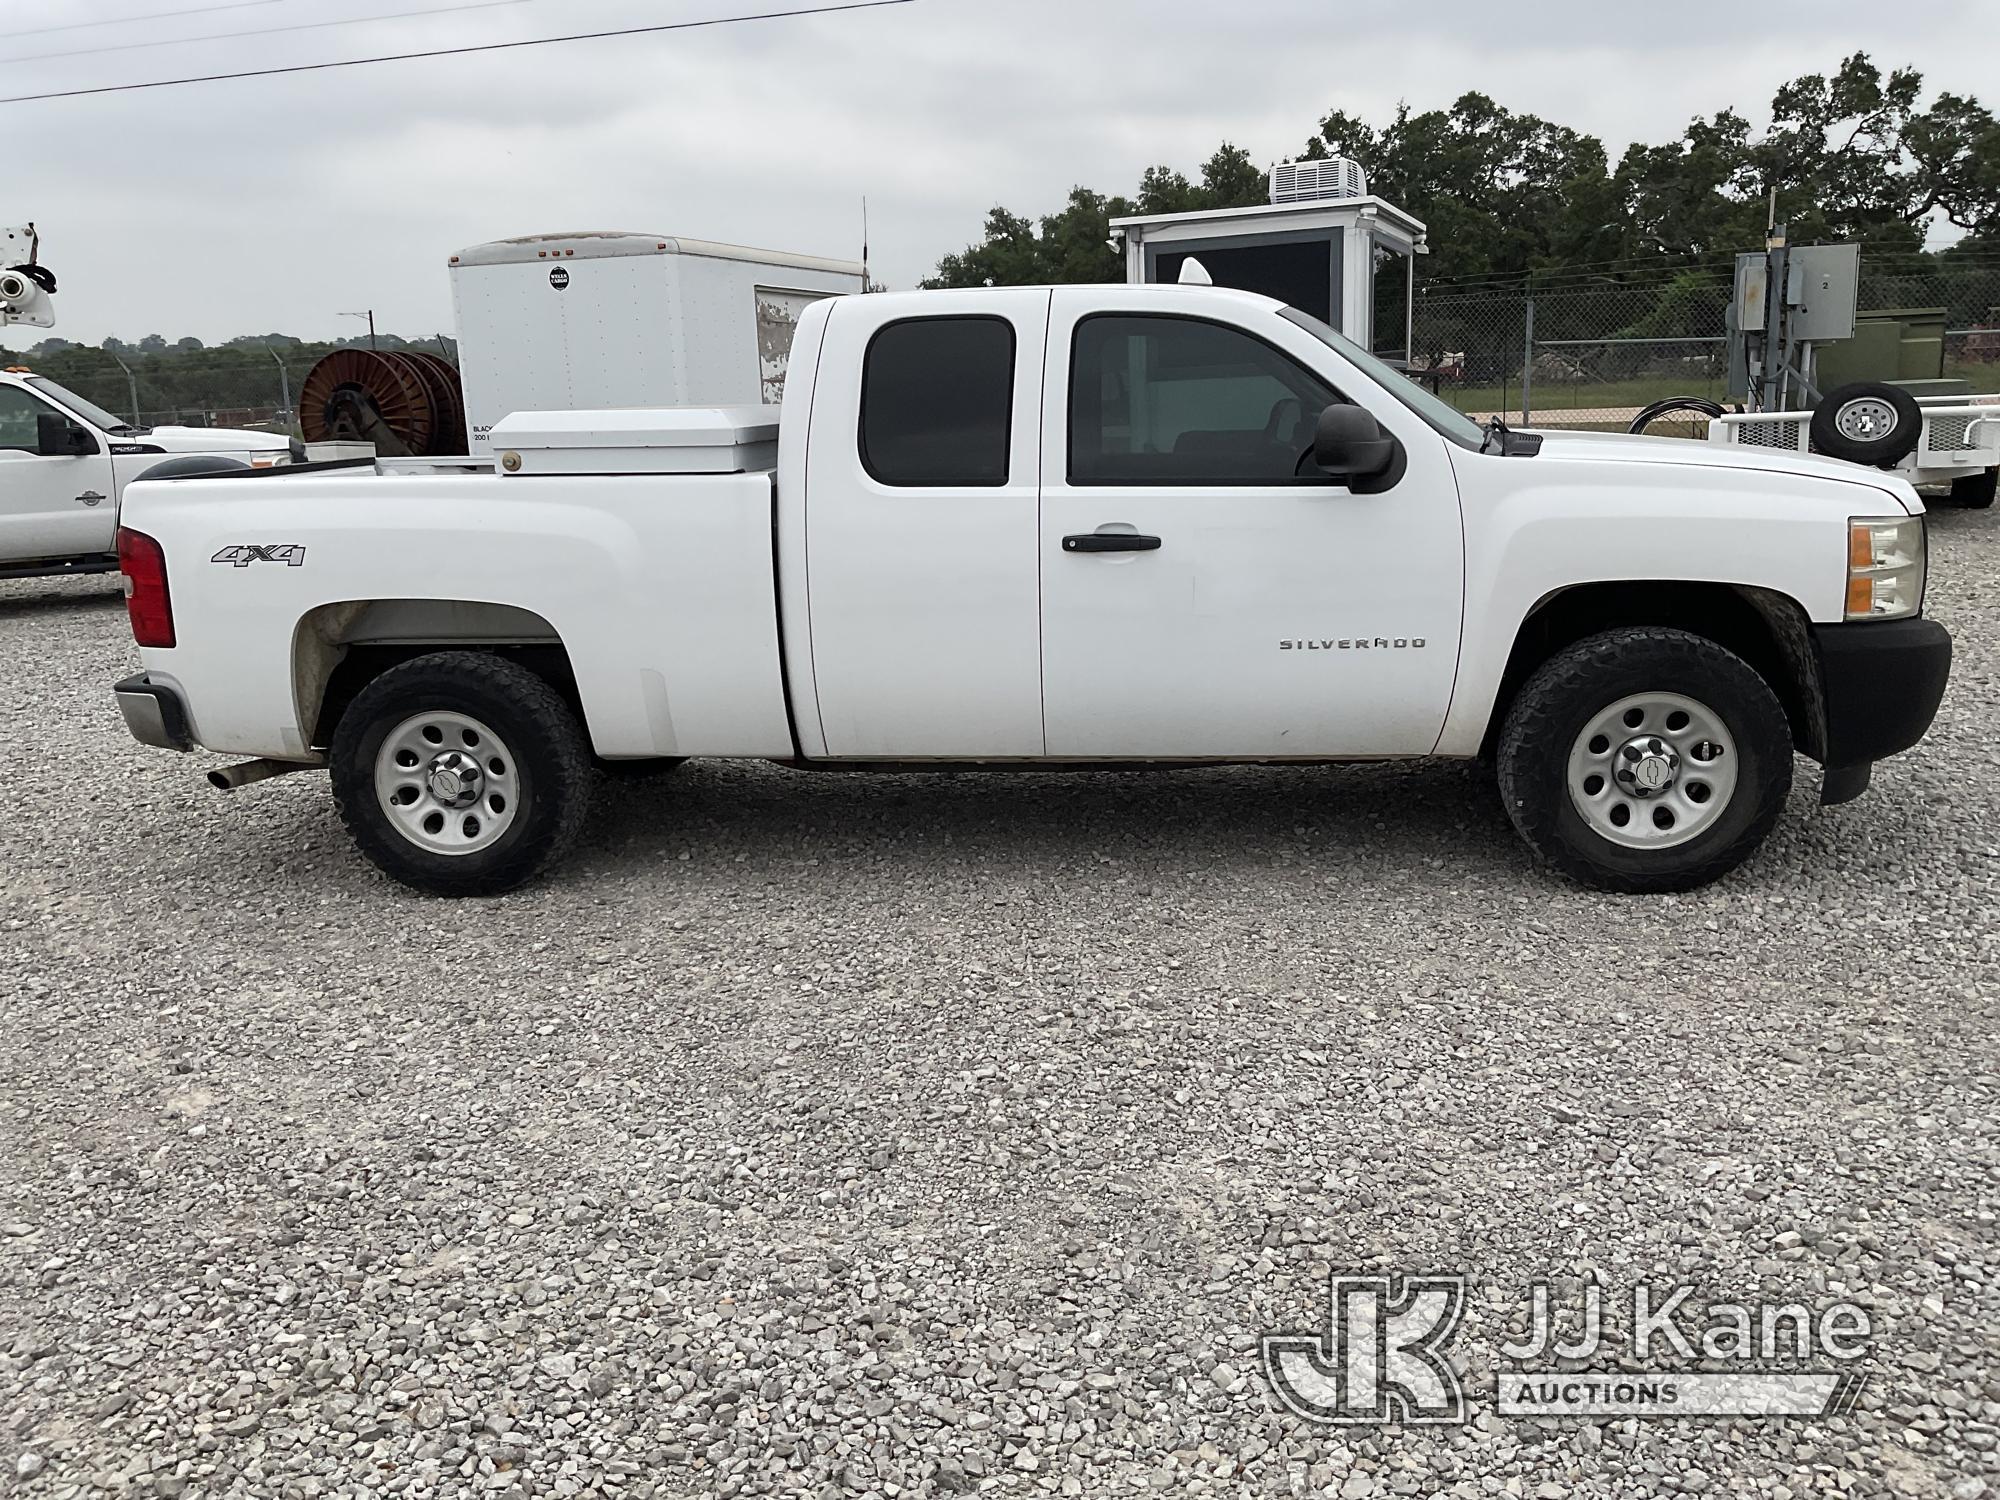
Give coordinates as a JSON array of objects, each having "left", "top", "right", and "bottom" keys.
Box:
[
  {"left": 1480, "top": 582, "right": 1824, "bottom": 762},
  {"left": 294, "top": 600, "right": 583, "bottom": 749}
]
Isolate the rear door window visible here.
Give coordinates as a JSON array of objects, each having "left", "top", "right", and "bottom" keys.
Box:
[{"left": 859, "top": 317, "right": 1015, "bottom": 487}]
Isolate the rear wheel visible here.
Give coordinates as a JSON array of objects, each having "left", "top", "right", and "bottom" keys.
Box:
[
  {"left": 330, "top": 652, "right": 591, "bottom": 896},
  {"left": 1496, "top": 628, "right": 1793, "bottom": 893}
]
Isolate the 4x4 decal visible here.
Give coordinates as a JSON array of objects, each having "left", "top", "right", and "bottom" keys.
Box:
[{"left": 211, "top": 544, "right": 307, "bottom": 568}]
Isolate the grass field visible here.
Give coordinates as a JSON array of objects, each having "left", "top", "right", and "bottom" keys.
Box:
[
  {"left": 1441, "top": 361, "right": 2000, "bottom": 421},
  {"left": 1439, "top": 373, "right": 1728, "bottom": 418}
]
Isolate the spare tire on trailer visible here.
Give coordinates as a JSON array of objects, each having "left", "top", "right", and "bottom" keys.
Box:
[{"left": 1810, "top": 382, "right": 1923, "bottom": 468}]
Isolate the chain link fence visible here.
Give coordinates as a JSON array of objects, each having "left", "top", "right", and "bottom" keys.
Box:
[
  {"left": 16, "top": 353, "right": 305, "bottom": 434},
  {"left": 7, "top": 338, "right": 459, "bottom": 434},
  {"left": 1412, "top": 263, "right": 2000, "bottom": 429},
  {"left": 16, "top": 264, "right": 2000, "bottom": 434}
]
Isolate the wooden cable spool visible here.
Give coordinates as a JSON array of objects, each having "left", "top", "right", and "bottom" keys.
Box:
[{"left": 299, "top": 347, "right": 466, "bottom": 456}]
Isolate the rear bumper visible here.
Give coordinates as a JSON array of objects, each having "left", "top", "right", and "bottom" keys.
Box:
[
  {"left": 114, "top": 672, "right": 193, "bottom": 752},
  {"left": 1812, "top": 616, "right": 1952, "bottom": 779}
]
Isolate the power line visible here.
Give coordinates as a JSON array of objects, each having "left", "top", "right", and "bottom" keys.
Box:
[
  {"left": 0, "top": 0, "right": 917, "bottom": 104},
  {"left": 0, "top": 0, "right": 288, "bottom": 43},
  {"left": 6, "top": 0, "right": 558, "bottom": 67}
]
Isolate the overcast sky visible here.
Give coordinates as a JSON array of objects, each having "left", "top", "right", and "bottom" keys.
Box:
[{"left": 5, "top": 0, "right": 1996, "bottom": 344}]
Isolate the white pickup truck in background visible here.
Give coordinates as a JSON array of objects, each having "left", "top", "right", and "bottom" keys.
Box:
[
  {"left": 110, "top": 284, "right": 1952, "bottom": 896},
  {"left": 0, "top": 222, "right": 302, "bottom": 579},
  {"left": 0, "top": 368, "right": 300, "bottom": 578}
]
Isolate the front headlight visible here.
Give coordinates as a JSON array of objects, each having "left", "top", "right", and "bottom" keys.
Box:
[{"left": 1846, "top": 516, "right": 1925, "bottom": 620}]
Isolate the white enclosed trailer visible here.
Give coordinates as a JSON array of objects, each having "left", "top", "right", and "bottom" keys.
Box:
[{"left": 447, "top": 231, "right": 865, "bottom": 453}]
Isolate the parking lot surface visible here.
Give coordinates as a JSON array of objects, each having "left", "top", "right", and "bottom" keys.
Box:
[{"left": 2, "top": 509, "right": 1996, "bottom": 1499}]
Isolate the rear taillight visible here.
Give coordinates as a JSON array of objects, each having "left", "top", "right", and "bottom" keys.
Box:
[{"left": 117, "top": 527, "right": 176, "bottom": 648}]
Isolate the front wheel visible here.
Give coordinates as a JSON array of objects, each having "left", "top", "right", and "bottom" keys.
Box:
[
  {"left": 1496, "top": 629, "right": 1793, "bottom": 893},
  {"left": 330, "top": 652, "right": 592, "bottom": 896}
]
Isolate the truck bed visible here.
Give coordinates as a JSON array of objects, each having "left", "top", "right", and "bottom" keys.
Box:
[{"left": 121, "top": 465, "right": 795, "bottom": 761}]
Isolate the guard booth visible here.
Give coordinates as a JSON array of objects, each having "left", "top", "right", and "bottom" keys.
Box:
[{"left": 1110, "top": 159, "right": 1428, "bottom": 364}]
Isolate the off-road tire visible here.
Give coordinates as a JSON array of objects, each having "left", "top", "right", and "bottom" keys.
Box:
[
  {"left": 330, "top": 651, "right": 591, "bottom": 896},
  {"left": 1496, "top": 628, "right": 1793, "bottom": 893}
]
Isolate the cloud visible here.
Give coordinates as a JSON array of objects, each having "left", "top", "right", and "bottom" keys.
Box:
[{"left": 3, "top": 0, "right": 1993, "bottom": 342}]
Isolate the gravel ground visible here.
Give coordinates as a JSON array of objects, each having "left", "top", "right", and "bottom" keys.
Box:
[{"left": 2, "top": 508, "right": 1996, "bottom": 1500}]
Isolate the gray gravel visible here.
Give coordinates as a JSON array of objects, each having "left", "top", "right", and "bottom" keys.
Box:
[{"left": 2, "top": 507, "right": 1997, "bottom": 1500}]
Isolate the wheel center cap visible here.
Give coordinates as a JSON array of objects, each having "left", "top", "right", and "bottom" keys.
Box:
[
  {"left": 426, "top": 752, "right": 483, "bottom": 807},
  {"left": 1614, "top": 736, "right": 1681, "bottom": 797}
]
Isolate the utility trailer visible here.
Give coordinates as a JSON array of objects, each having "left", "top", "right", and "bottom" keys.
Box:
[
  {"left": 1634, "top": 230, "right": 1999, "bottom": 507},
  {"left": 297, "top": 232, "right": 867, "bottom": 460},
  {"left": 1710, "top": 393, "right": 2000, "bottom": 504},
  {"left": 447, "top": 232, "right": 865, "bottom": 454}
]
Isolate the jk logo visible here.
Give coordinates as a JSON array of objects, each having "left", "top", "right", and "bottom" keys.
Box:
[{"left": 1260, "top": 1273, "right": 1466, "bottom": 1425}]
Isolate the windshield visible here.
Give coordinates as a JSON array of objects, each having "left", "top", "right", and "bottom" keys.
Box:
[
  {"left": 1279, "top": 306, "right": 1487, "bottom": 450},
  {"left": 25, "top": 375, "right": 136, "bottom": 434}
]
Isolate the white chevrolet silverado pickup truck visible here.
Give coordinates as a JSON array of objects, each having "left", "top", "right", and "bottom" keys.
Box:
[{"left": 109, "top": 284, "right": 1952, "bottom": 896}]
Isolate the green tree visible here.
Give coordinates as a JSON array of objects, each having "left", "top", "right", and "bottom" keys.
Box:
[
  {"left": 1304, "top": 93, "right": 1614, "bottom": 280},
  {"left": 923, "top": 144, "right": 1266, "bottom": 289},
  {"left": 922, "top": 57, "right": 1996, "bottom": 293}
]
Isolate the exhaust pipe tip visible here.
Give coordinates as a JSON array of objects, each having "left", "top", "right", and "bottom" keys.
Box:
[{"left": 207, "top": 755, "right": 326, "bottom": 791}]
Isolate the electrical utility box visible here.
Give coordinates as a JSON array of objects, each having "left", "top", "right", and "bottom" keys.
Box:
[
  {"left": 1732, "top": 242, "right": 1860, "bottom": 347},
  {"left": 1727, "top": 241, "right": 1862, "bottom": 403},
  {"left": 1110, "top": 160, "right": 1428, "bottom": 363},
  {"left": 448, "top": 231, "right": 866, "bottom": 453}
]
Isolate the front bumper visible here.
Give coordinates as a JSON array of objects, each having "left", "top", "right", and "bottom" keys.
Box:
[
  {"left": 114, "top": 672, "right": 193, "bottom": 752},
  {"left": 1811, "top": 617, "right": 1952, "bottom": 799}
]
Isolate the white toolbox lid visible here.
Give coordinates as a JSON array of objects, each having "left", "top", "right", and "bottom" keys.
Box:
[{"left": 490, "top": 406, "right": 779, "bottom": 475}]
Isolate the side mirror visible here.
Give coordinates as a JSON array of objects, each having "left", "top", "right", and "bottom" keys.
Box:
[
  {"left": 36, "top": 412, "right": 97, "bottom": 457},
  {"left": 1312, "top": 403, "right": 1396, "bottom": 481}
]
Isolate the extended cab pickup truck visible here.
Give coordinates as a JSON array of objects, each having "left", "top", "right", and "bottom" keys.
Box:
[
  {"left": 1, "top": 368, "right": 300, "bottom": 579},
  {"left": 109, "top": 285, "right": 1953, "bottom": 896}
]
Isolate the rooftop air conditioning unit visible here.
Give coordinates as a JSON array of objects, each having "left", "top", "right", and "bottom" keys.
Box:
[{"left": 1269, "top": 157, "right": 1368, "bottom": 205}]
